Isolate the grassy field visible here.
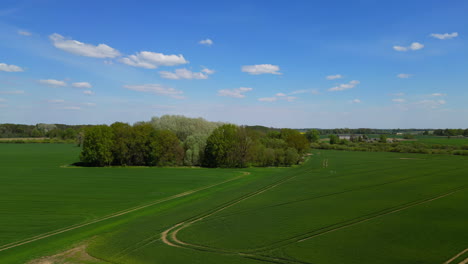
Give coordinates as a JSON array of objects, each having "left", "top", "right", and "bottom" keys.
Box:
[
  {"left": 407, "top": 136, "right": 468, "bottom": 146},
  {"left": 0, "top": 144, "right": 467, "bottom": 263}
]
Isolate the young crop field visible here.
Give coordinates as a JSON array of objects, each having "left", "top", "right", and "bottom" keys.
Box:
[
  {"left": 0, "top": 144, "right": 467, "bottom": 264},
  {"left": 408, "top": 136, "right": 468, "bottom": 146}
]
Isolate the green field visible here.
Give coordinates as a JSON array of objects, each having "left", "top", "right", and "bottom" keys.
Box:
[
  {"left": 0, "top": 144, "right": 467, "bottom": 264},
  {"left": 406, "top": 136, "right": 468, "bottom": 146}
]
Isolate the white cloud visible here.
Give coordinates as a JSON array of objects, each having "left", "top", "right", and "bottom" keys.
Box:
[
  {"left": 47, "top": 99, "right": 65, "bottom": 103},
  {"left": 39, "top": 79, "right": 67, "bottom": 87},
  {"left": 0, "top": 104, "right": 7, "bottom": 108},
  {"left": 393, "top": 46, "right": 408, "bottom": 51},
  {"left": 159, "top": 68, "right": 213, "bottom": 80},
  {"left": 290, "top": 90, "right": 309, "bottom": 95},
  {"left": 430, "top": 32, "right": 458, "bottom": 40},
  {"left": 83, "top": 90, "right": 95, "bottom": 95},
  {"left": 391, "top": 92, "right": 405, "bottom": 97},
  {"left": 328, "top": 80, "right": 360, "bottom": 92},
  {"left": 258, "top": 97, "right": 277, "bottom": 102},
  {"left": 72, "top": 82, "right": 92, "bottom": 89},
  {"left": 259, "top": 93, "right": 298, "bottom": 102},
  {"left": 0, "top": 63, "right": 24, "bottom": 72},
  {"left": 397, "top": 73, "right": 412, "bottom": 79},
  {"left": 218, "top": 87, "right": 252, "bottom": 98},
  {"left": 124, "top": 84, "right": 185, "bottom": 99},
  {"left": 392, "top": 98, "right": 406, "bottom": 103},
  {"left": 393, "top": 42, "right": 424, "bottom": 52},
  {"left": 431, "top": 93, "right": 446, "bottom": 97},
  {"left": 120, "top": 51, "right": 188, "bottom": 69},
  {"left": 0, "top": 98, "right": 5, "bottom": 102},
  {"left": 82, "top": 102, "right": 96, "bottom": 106},
  {"left": 242, "top": 64, "right": 281, "bottom": 75},
  {"left": 199, "top": 39, "right": 213, "bottom": 46},
  {"left": 201, "top": 67, "right": 215, "bottom": 75},
  {"left": 351, "top": 99, "right": 361, "bottom": 103},
  {"left": 18, "top": 30, "right": 31, "bottom": 36},
  {"left": 326, "top": 74, "right": 343, "bottom": 80},
  {"left": 49, "top": 33, "right": 121, "bottom": 58},
  {"left": 0, "top": 90, "right": 24, "bottom": 94},
  {"left": 410, "top": 42, "right": 424, "bottom": 50}
]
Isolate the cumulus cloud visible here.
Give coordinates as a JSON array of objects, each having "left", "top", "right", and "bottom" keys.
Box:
[
  {"left": 199, "top": 39, "right": 213, "bottom": 46},
  {"left": 124, "top": 84, "right": 184, "bottom": 99},
  {"left": 397, "top": 73, "right": 412, "bottom": 79},
  {"left": 83, "top": 90, "right": 94, "bottom": 95},
  {"left": 18, "top": 30, "right": 31, "bottom": 36},
  {"left": 49, "top": 33, "right": 121, "bottom": 58},
  {"left": 258, "top": 97, "right": 277, "bottom": 102},
  {"left": 201, "top": 67, "right": 215, "bottom": 75},
  {"left": 393, "top": 42, "right": 424, "bottom": 51},
  {"left": 0, "top": 63, "right": 24, "bottom": 72},
  {"left": 72, "top": 82, "right": 92, "bottom": 89},
  {"left": 351, "top": 99, "right": 361, "bottom": 103},
  {"left": 431, "top": 93, "right": 446, "bottom": 97},
  {"left": 120, "top": 51, "right": 188, "bottom": 69},
  {"left": 326, "top": 74, "right": 343, "bottom": 80},
  {"left": 430, "top": 32, "right": 458, "bottom": 40},
  {"left": 259, "top": 93, "right": 298, "bottom": 102},
  {"left": 0, "top": 90, "right": 24, "bottom": 94},
  {"left": 290, "top": 90, "right": 310, "bottom": 95},
  {"left": 242, "top": 64, "right": 281, "bottom": 75},
  {"left": 159, "top": 68, "right": 213, "bottom": 80},
  {"left": 218, "top": 87, "right": 252, "bottom": 98},
  {"left": 39, "top": 79, "right": 67, "bottom": 87},
  {"left": 392, "top": 98, "right": 406, "bottom": 103},
  {"left": 328, "top": 80, "right": 360, "bottom": 92}
]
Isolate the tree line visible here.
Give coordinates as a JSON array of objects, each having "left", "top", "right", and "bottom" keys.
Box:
[
  {"left": 0, "top": 123, "right": 88, "bottom": 140},
  {"left": 432, "top": 129, "right": 468, "bottom": 137},
  {"left": 80, "top": 115, "right": 310, "bottom": 168}
]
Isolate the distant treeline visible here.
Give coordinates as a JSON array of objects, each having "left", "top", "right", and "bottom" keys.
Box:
[
  {"left": 0, "top": 123, "right": 90, "bottom": 140},
  {"left": 299, "top": 128, "right": 468, "bottom": 136},
  {"left": 432, "top": 129, "right": 468, "bottom": 137},
  {"left": 312, "top": 133, "right": 468, "bottom": 156},
  {"left": 79, "top": 115, "right": 310, "bottom": 168}
]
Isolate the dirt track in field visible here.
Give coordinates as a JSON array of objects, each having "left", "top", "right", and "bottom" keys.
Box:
[
  {"left": 159, "top": 174, "right": 465, "bottom": 264},
  {"left": 444, "top": 248, "right": 468, "bottom": 264},
  {"left": 0, "top": 172, "right": 248, "bottom": 253}
]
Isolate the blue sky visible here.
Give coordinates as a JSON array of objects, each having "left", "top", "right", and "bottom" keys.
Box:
[{"left": 0, "top": 0, "right": 467, "bottom": 128}]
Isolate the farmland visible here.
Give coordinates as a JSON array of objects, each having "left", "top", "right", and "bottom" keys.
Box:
[{"left": 0, "top": 144, "right": 467, "bottom": 263}]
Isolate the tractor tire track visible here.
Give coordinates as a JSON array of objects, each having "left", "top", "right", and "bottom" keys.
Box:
[
  {"left": 0, "top": 172, "right": 248, "bottom": 253},
  {"left": 444, "top": 248, "right": 468, "bottom": 264},
  {"left": 244, "top": 185, "right": 466, "bottom": 254}
]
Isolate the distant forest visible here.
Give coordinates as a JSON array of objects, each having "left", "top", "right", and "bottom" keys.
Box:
[
  {"left": 2, "top": 121, "right": 468, "bottom": 140},
  {"left": 2, "top": 116, "right": 468, "bottom": 167}
]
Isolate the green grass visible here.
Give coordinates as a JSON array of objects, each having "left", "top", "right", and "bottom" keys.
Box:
[
  {"left": 0, "top": 144, "right": 245, "bottom": 263},
  {"left": 0, "top": 144, "right": 467, "bottom": 264}
]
